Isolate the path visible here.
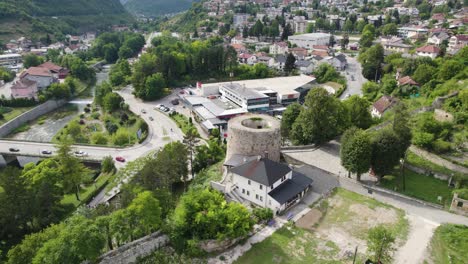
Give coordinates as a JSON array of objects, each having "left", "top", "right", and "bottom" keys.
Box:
[{"left": 409, "top": 145, "right": 468, "bottom": 175}]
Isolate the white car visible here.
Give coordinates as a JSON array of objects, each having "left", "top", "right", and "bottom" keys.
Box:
[{"left": 74, "top": 151, "right": 88, "bottom": 157}]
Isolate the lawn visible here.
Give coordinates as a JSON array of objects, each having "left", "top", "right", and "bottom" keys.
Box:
[
  {"left": 0, "top": 107, "right": 34, "bottom": 126},
  {"left": 234, "top": 188, "right": 409, "bottom": 264},
  {"left": 61, "top": 172, "right": 112, "bottom": 207},
  {"left": 406, "top": 151, "right": 463, "bottom": 178},
  {"left": 189, "top": 161, "right": 223, "bottom": 191},
  {"left": 379, "top": 168, "right": 453, "bottom": 206},
  {"left": 428, "top": 224, "right": 468, "bottom": 264}
]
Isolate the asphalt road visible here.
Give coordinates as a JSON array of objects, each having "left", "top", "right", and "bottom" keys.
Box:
[{"left": 340, "top": 55, "right": 367, "bottom": 100}]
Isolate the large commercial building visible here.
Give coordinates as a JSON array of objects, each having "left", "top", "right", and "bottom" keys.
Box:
[
  {"left": 219, "top": 83, "right": 270, "bottom": 112},
  {"left": 288, "top": 33, "right": 330, "bottom": 49},
  {"left": 0, "top": 53, "right": 22, "bottom": 66}
]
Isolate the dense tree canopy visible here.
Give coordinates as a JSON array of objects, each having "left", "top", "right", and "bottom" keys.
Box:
[{"left": 341, "top": 127, "right": 372, "bottom": 181}]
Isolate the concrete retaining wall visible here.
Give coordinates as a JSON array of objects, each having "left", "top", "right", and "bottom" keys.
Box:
[
  {"left": 0, "top": 100, "right": 67, "bottom": 138},
  {"left": 98, "top": 231, "right": 169, "bottom": 264},
  {"left": 404, "top": 163, "right": 451, "bottom": 181}
]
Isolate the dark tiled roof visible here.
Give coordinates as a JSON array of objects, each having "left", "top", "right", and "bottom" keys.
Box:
[
  {"left": 230, "top": 158, "right": 291, "bottom": 186},
  {"left": 335, "top": 54, "right": 347, "bottom": 63},
  {"left": 276, "top": 54, "right": 286, "bottom": 63},
  {"left": 295, "top": 60, "right": 311, "bottom": 67},
  {"left": 268, "top": 171, "right": 313, "bottom": 204}
]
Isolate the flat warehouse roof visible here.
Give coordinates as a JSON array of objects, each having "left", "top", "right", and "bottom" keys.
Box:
[{"left": 208, "top": 75, "right": 316, "bottom": 96}]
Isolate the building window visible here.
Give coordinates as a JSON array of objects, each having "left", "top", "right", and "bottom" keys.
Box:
[
  {"left": 255, "top": 194, "right": 259, "bottom": 200},
  {"left": 259, "top": 184, "right": 263, "bottom": 190},
  {"left": 270, "top": 185, "right": 273, "bottom": 189},
  {"left": 248, "top": 180, "right": 251, "bottom": 185},
  {"left": 242, "top": 188, "right": 245, "bottom": 194},
  {"left": 260, "top": 196, "right": 263, "bottom": 202},
  {"left": 247, "top": 191, "right": 250, "bottom": 196}
]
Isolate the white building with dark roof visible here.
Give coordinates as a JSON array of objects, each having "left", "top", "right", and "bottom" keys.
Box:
[{"left": 228, "top": 157, "right": 313, "bottom": 214}]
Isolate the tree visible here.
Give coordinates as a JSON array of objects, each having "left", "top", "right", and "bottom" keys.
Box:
[
  {"left": 66, "top": 121, "right": 82, "bottom": 141},
  {"left": 340, "top": 34, "right": 349, "bottom": 50},
  {"left": 341, "top": 128, "right": 372, "bottom": 181},
  {"left": 95, "top": 81, "right": 112, "bottom": 106},
  {"left": 113, "top": 128, "right": 132, "bottom": 146},
  {"left": 359, "top": 31, "right": 374, "bottom": 49},
  {"left": 193, "top": 139, "right": 225, "bottom": 173},
  {"left": 382, "top": 23, "right": 398, "bottom": 36},
  {"left": 413, "top": 64, "right": 436, "bottom": 85},
  {"left": 145, "top": 73, "right": 166, "bottom": 100},
  {"left": 281, "top": 23, "right": 293, "bottom": 40},
  {"left": 343, "top": 19, "right": 354, "bottom": 32},
  {"left": 367, "top": 225, "right": 396, "bottom": 263},
  {"left": 101, "top": 156, "right": 115, "bottom": 173},
  {"left": 56, "top": 138, "right": 91, "bottom": 201},
  {"left": 306, "top": 23, "right": 315, "bottom": 33},
  {"left": 359, "top": 44, "right": 384, "bottom": 81},
  {"left": 343, "top": 95, "right": 373, "bottom": 129},
  {"left": 103, "top": 93, "right": 123, "bottom": 112},
  {"left": 23, "top": 53, "right": 44, "bottom": 68},
  {"left": 392, "top": 103, "right": 412, "bottom": 157},
  {"left": 438, "top": 60, "right": 464, "bottom": 81},
  {"left": 91, "top": 132, "right": 108, "bottom": 145},
  {"left": 291, "top": 87, "right": 348, "bottom": 145},
  {"left": 103, "top": 43, "right": 118, "bottom": 63},
  {"left": 46, "top": 83, "right": 71, "bottom": 99},
  {"left": 371, "top": 129, "right": 402, "bottom": 178},
  {"left": 362, "top": 81, "right": 380, "bottom": 101},
  {"left": 284, "top": 53, "right": 296, "bottom": 74},
  {"left": 125, "top": 191, "right": 162, "bottom": 237},
  {"left": 281, "top": 102, "right": 302, "bottom": 138},
  {"left": 32, "top": 216, "right": 106, "bottom": 264}
]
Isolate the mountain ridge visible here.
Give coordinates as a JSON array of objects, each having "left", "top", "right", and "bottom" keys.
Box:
[{"left": 123, "top": 0, "right": 195, "bottom": 17}]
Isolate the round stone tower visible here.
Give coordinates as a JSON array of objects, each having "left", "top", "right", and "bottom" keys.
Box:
[{"left": 226, "top": 114, "right": 281, "bottom": 162}]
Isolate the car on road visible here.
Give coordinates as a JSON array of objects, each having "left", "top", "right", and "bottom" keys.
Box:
[
  {"left": 115, "top": 156, "right": 126, "bottom": 162},
  {"left": 171, "top": 99, "right": 179, "bottom": 105},
  {"left": 74, "top": 151, "right": 88, "bottom": 157},
  {"left": 149, "top": 116, "right": 154, "bottom": 121},
  {"left": 9, "top": 148, "right": 19, "bottom": 152},
  {"left": 41, "top": 150, "right": 52, "bottom": 155},
  {"left": 141, "top": 109, "right": 147, "bottom": 114}
]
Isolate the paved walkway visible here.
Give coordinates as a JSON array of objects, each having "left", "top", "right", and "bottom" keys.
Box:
[{"left": 409, "top": 145, "right": 468, "bottom": 174}]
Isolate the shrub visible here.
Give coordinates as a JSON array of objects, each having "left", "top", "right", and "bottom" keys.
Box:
[
  {"left": 91, "top": 132, "right": 108, "bottom": 145},
  {"left": 113, "top": 128, "right": 132, "bottom": 146},
  {"left": 105, "top": 120, "right": 118, "bottom": 134},
  {"left": 127, "top": 117, "right": 137, "bottom": 125},
  {"left": 79, "top": 114, "right": 85, "bottom": 118},
  {"left": 252, "top": 208, "right": 274, "bottom": 222},
  {"left": 101, "top": 156, "right": 115, "bottom": 173},
  {"left": 0, "top": 113, "right": 4, "bottom": 120},
  {"left": 84, "top": 107, "right": 91, "bottom": 113},
  {"left": 91, "top": 112, "right": 100, "bottom": 119},
  {"left": 433, "top": 139, "right": 452, "bottom": 154}
]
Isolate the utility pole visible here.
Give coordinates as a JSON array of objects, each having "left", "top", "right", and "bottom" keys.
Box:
[{"left": 352, "top": 246, "right": 358, "bottom": 264}]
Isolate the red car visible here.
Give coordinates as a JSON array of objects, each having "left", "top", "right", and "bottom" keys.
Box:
[{"left": 115, "top": 156, "right": 126, "bottom": 162}]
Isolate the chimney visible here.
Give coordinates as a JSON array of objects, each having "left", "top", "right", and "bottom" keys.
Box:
[{"left": 264, "top": 151, "right": 269, "bottom": 160}]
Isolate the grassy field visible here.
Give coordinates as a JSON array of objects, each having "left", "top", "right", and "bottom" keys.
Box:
[
  {"left": 61, "top": 172, "right": 112, "bottom": 207},
  {"left": 234, "top": 188, "right": 409, "bottom": 264},
  {"left": 428, "top": 224, "right": 468, "bottom": 264},
  {"left": 0, "top": 107, "right": 34, "bottom": 126},
  {"left": 379, "top": 168, "right": 453, "bottom": 206},
  {"left": 189, "top": 161, "right": 223, "bottom": 191},
  {"left": 170, "top": 113, "right": 199, "bottom": 136}
]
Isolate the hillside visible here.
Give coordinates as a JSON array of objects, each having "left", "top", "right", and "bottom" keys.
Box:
[
  {"left": 123, "top": 0, "right": 194, "bottom": 17},
  {"left": 0, "top": 0, "right": 134, "bottom": 42}
]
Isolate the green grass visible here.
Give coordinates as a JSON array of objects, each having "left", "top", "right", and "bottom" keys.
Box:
[
  {"left": 0, "top": 107, "right": 34, "bottom": 126},
  {"left": 380, "top": 168, "right": 453, "bottom": 206},
  {"left": 429, "top": 224, "right": 468, "bottom": 264},
  {"left": 61, "top": 172, "right": 111, "bottom": 207},
  {"left": 10, "top": 123, "right": 31, "bottom": 134},
  {"left": 406, "top": 151, "right": 463, "bottom": 177}
]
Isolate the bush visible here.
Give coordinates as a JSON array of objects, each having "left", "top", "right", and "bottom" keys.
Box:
[
  {"left": 252, "top": 208, "right": 274, "bottom": 222},
  {"left": 105, "top": 120, "right": 118, "bottom": 134},
  {"left": 433, "top": 139, "right": 452, "bottom": 154},
  {"left": 79, "top": 114, "right": 85, "bottom": 118},
  {"left": 91, "top": 132, "right": 108, "bottom": 145},
  {"left": 112, "top": 128, "right": 132, "bottom": 146},
  {"left": 101, "top": 156, "right": 115, "bottom": 173},
  {"left": 91, "top": 112, "right": 100, "bottom": 119}
]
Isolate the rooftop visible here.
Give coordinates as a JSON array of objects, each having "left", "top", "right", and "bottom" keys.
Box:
[
  {"left": 230, "top": 158, "right": 291, "bottom": 186},
  {"left": 288, "top": 33, "right": 331, "bottom": 40},
  {"left": 268, "top": 171, "right": 313, "bottom": 204},
  {"left": 221, "top": 83, "right": 269, "bottom": 100}
]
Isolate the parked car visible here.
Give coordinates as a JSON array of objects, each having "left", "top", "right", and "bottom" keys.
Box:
[
  {"left": 115, "top": 156, "right": 126, "bottom": 162},
  {"left": 149, "top": 116, "right": 154, "bottom": 121},
  {"left": 74, "top": 151, "right": 88, "bottom": 157},
  {"left": 9, "top": 148, "right": 19, "bottom": 152},
  {"left": 141, "top": 109, "right": 146, "bottom": 114},
  {"left": 171, "top": 99, "right": 179, "bottom": 105},
  {"left": 41, "top": 150, "right": 52, "bottom": 155}
]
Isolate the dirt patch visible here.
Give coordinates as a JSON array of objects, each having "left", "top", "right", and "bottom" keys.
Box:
[
  {"left": 349, "top": 204, "right": 398, "bottom": 227},
  {"left": 296, "top": 209, "right": 322, "bottom": 230},
  {"left": 317, "top": 227, "right": 367, "bottom": 258}
]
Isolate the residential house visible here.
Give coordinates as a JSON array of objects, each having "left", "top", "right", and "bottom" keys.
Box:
[
  {"left": 257, "top": 56, "right": 275, "bottom": 67},
  {"left": 238, "top": 53, "right": 257, "bottom": 65},
  {"left": 289, "top": 47, "right": 308, "bottom": 60},
  {"left": 448, "top": 35, "right": 468, "bottom": 50},
  {"left": 330, "top": 54, "right": 347, "bottom": 71},
  {"left": 293, "top": 16, "right": 307, "bottom": 34},
  {"left": 295, "top": 60, "right": 314, "bottom": 74},
  {"left": 269, "top": 42, "right": 289, "bottom": 55},
  {"left": 228, "top": 157, "right": 313, "bottom": 214},
  {"left": 275, "top": 55, "right": 286, "bottom": 70},
  {"left": 415, "top": 45, "right": 440, "bottom": 59},
  {"left": 38, "top": 61, "right": 69, "bottom": 79},
  {"left": 231, "top": 43, "right": 248, "bottom": 54},
  {"left": 234, "top": 14, "right": 250, "bottom": 28},
  {"left": 427, "top": 31, "right": 450, "bottom": 46},
  {"left": 397, "top": 76, "right": 419, "bottom": 87},
  {"left": 431, "top": 13, "right": 445, "bottom": 22},
  {"left": 383, "top": 39, "right": 412, "bottom": 53},
  {"left": 371, "top": 95, "right": 398, "bottom": 118},
  {"left": 10, "top": 79, "right": 38, "bottom": 99},
  {"left": 231, "top": 36, "right": 244, "bottom": 45},
  {"left": 20, "top": 67, "right": 55, "bottom": 89},
  {"left": 398, "top": 26, "right": 428, "bottom": 39}
]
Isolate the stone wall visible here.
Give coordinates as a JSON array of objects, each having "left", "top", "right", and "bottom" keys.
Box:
[
  {"left": 0, "top": 100, "right": 67, "bottom": 138},
  {"left": 450, "top": 193, "right": 468, "bottom": 216},
  {"left": 404, "top": 163, "right": 451, "bottom": 181},
  {"left": 199, "top": 237, "right": 241, "bottom": 253},
  {"left": 98, "top": 231, "right": 169, "bottom": 264}
]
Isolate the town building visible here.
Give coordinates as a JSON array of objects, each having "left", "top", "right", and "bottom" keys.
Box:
[
  {"left": 371, "top": 95, "right": 398, "bottom": 118},
  {"left": 292, "top": 16, "right": 307, "bottom": 34},
  {"left": 397, "top": 26, "right": 428, "bottom": 39},
  {"left": 0, "top": 54, "right": 22, "bottom": 66},
  {"left": 383, "top": 39, "right": 412, "bottom": 53},
  {"left": 427, "top": 31, "right": 450, "bottom": 46},
  {"left": 38, "top": 61, "right": 69, "bottom": 79},
  {"left": 219, "top": 83, "right": 270, "bottom": 112},
  {"left": 448, "top": 35, "right": 468, "bottom": 50},
  {"left": 288, "top": 33, "right": 331, "bottom": 49},
  {"left": 269, "top": 42, "right": 289, "bottom": 55},
  {"left": 415, "top": 45, "right": 440, "bottom": 59},
  {"left": 20, "top": 67, "right": 55, "bottom": 89},
  {"left": 10, "top": 79, "right": 38, "bottom": 99}
]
